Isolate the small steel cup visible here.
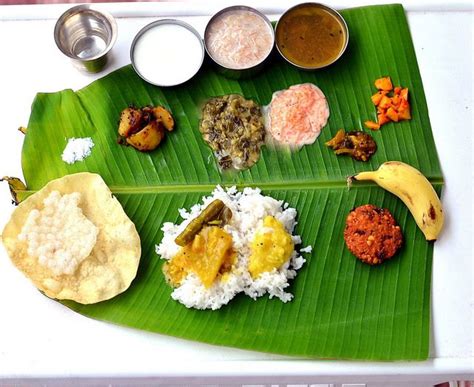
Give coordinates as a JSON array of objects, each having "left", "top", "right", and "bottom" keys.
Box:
[{"left": 54, "top": 5, "right": 117, "bottom": 73}]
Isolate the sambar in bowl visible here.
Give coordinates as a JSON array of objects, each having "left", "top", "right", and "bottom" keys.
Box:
[{"left": 275, "top": 3, "right": 349, "bottom": 69}]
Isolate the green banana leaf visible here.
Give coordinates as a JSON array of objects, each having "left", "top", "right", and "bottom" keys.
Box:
[{"left": 19, "top": 4, "right": 442, "bottom": 360}]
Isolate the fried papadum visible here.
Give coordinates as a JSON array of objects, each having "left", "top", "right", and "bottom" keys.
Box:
[{"left": 1, "top": 173, "right": 141, "bottom": 304}]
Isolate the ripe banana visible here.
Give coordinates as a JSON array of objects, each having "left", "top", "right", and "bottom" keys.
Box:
[{"left": 350, "top": 161, "right": 444, "bottom": 241}]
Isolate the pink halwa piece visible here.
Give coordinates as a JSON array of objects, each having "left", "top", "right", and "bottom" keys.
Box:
[{"left": 267, "top": 83, "right": 330, "bottom": 146}]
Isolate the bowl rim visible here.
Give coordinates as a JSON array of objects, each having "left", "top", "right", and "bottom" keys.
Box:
[
  {"left": 203, "top": 5, "right": 275, "bottom": 71},
  {"left": 130, "top": 19, "right": 205, "bottom": 87},
  {"left": 275, "top": 2, "right": 349, "bottom": 70},
  {"left": 54, "top": 4, "right": 118, "bottom": 61}
]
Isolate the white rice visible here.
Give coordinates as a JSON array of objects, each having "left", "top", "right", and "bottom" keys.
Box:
[
  {"left": 155, "top": 186, "right": 312, "bottom": 310},
  {"left": 61, "top": 137, "right": 94, "bottom": 164}
]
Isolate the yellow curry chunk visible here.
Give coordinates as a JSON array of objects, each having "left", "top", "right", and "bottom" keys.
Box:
[
  {"left": 248, "top": 216, "right": 294, "bottom": 279},
  {"left": 164, "top": 226, "right": 235, "bottom": 288}
]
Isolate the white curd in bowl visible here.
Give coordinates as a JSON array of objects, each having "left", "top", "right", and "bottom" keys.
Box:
[{"left": 132, "top": 21, "right": 204, "bottom": 87}]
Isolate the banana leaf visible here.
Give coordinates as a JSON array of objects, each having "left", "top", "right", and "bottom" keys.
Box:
[{"left": 19, "top": 4, "right": 442, "bottom": 360}]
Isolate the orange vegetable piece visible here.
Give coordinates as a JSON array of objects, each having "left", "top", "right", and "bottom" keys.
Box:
[
  {"left": 165, "top": 226, "right": 235, "bottom": 288},
  {"left": 378, "top": 95, "right": 392, "bottom": 109},
  {"left": 374, "top": 77, "right": 393, "bottom": 91},
  {"left": 400, "top": 88, "right": 409, "bottom": 101},
  {"left": 364, "top": 120, "right": 380, "bottom": 130},
  {"left": 371, "top": 91, "right": 388, "bottom": 106},
  {"left": 366, "top": 78, "right": 411, "bottom": 129},
  {"left": 397, "top": 99, "right": 411, "bottom": 120},
  {"left": 377, "top": 113, "right": 391, "bottom": 126},
  {"left": 391, "top": 94, "right": 401, "bottom": 109},
  {"left": 386, "top": 107, "right": 399, "bottom": 122}
]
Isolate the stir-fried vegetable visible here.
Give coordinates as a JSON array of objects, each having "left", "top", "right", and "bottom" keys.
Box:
[
  {"left": 325, "top": 129, "right": 377, "bottom": 161},
  {"left": 117, "top": 105, "right": 175, "bottom": 152}
]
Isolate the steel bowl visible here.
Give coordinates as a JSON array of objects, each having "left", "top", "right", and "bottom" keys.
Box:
[
  {"left": 275, "top": 3, "right": 349, "bottom": 70},
  {"left": 54, "top": 5, "right": 117, "bottom": 73},
  {"left": 204, "top": 6, "right": 275, "bottom": 79},
  {"left": 130, "top": 19, "right": 205, "bottom": 87}
]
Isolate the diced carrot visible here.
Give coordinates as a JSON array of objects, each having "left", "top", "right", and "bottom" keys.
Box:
[
  {"left": 391, "top": 94, "right": 401, "bottom": 109},
  {"left": 364, "top": 120, "right": 380, "bottom": 130},
  {"left": 377, "top": 113, "right": 391, "bottom": 126},
  {"left": 374, "top": 77, "right": 393, "bottom": 91},
  {"left": 378, "top": 95, "right": 392, "bottom": 109},
  {"left": 371, "top": 91, "right": 387, "bottom": 106},
  {"left": 398, "top": 100, "right": 411, "bottom": 120},
  {"left": 400, "top": 88, "right": 409, "bottom": 101},
  {"left": 386, "top": 107, "right": 399, "bottom": 122},
  {"left": 366, "top": 78, "right": 411, "bottom": 129}
]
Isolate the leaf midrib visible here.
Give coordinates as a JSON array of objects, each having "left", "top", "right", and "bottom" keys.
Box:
[{"left": 18, "top": 177, "right": 444, "bottom": 196}]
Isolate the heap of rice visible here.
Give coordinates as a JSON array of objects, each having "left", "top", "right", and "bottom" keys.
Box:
[{"left": 156, "top": 186, "right": 310, "bottom": 310}]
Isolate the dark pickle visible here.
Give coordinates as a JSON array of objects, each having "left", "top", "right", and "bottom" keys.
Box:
[{"left": 325, "top": 129, "right": 377, "bottom": 161}]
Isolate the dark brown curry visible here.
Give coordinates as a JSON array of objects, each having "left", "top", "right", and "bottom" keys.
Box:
[{"left": 276, "top": 4, "right": 347, "bottom": 68}]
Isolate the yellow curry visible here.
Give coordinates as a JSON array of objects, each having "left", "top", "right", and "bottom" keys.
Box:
[
  {"left": 164, "top": 226, "right": 235, "bottom": 288},
  {"left": 249, "top": 216, "right": 294, "bottom": 278}
]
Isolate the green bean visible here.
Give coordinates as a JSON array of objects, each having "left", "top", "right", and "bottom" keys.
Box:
[{"left": 174, "top": 199, "right": 226, "bottom": 246}]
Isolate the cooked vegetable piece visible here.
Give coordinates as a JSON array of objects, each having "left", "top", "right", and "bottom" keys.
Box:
[
  {"left": 118, "top": 105, "right": 175, "bottom": 151},
  {"left": 371, "top": 91, "right": 387, "bottom": 106},
  {"left": 386, "top": 107, "right": 399, "bottom": 122},
  {"left": 377, "top": 113, "right": 390, "bottom": 126},
  {"left": 367, "top": 77, "right": 412, "bottom": 128},
  {"left": 126, "top": 121, "right": 164, "bottom": 152},
  {"left": 378, "top": 95, "right": 392, "bottom": 109},
  {"left": 118, "top": 107, "right": 143, "bottom": 137},
  {"left": 397, "top": 99, "right": 411, "bottom": 120},
  {"left": 364, "top": 120, "right": 380, "bottom": 131},
  {"left": 391, "top": 94, "right": 401, "bottom": 108},
  {"left": 153, "top": 106, "right": 175, "bottom": 131},
  {"left": 374, "top": 76, "right": 393, "bottom": 91},
  {"left": 325, "top": 129, "right": 377, "bottom": 161},
  {"left": 400, "top": 88, "right": 409, "bottom": 100},
  {"left": 165, "top": 226, "right": 235, "bottom": 288},
  {"left": 325, "top": 129, "right": 345, "bottom": 148},
  {"left": 174, "top": 199, "right": 228, "bottom": 246}
]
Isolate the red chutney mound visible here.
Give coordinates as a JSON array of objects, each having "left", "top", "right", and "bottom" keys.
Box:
[{"left": 344, "top": 204, "right": 403, "bottom": 265}]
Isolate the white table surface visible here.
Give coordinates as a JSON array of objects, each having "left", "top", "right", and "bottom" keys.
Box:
[{"left": 0, "top": 1, "right": 472, "bottom": 383}]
